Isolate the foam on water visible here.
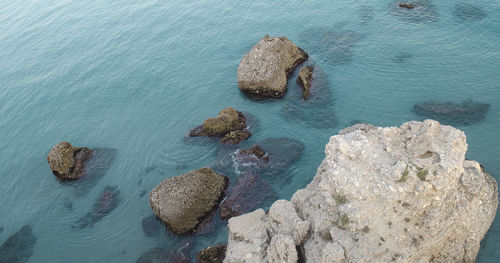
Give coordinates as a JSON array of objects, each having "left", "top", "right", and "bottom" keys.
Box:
[{"left": 0, "top": 0, "right": 499, "bottom": 262}]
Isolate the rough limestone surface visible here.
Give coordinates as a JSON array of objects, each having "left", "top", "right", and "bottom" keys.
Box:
[
  {"left": 149, "top": 167, "right": 228, "bottom": 235},
  {"left": 224, "top": 120, "right": 498, "bottom": 263},
  {"left": 237, "top": 35, "right": 308, "bottom": 98}
]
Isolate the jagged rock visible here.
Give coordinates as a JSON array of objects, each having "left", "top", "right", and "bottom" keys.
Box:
[
  {"left": 47, "top": 142, "right": 93, "bottom": 180},
  {"left": 238, "top": 35, "right": 308, "bottom": 98},
  {"left": 220, "top": 130, "right": 251, "bottom": 145},
  {"left": 72, "top": 186, "right": 121, "bottom": 229},
  {"left": 224, "top": 120, "right": 498, "bottom": 262},
  {"left": 266, "top": 200, "right": 310, "bottom": 246},
  {"left": 297, "top": 66, "right": 314, "bottom": 99},
  {"left": 0, "top": 225, "right": 36, "bottom": 263},
  {"left": 413, "top": 100, "right": 489, "bottom": 125},
  {"left": 219, "top": 172, "right": 275, "bottom": 220},
  {"left": 190, "top": 108, "right": 250, "bottom": 144},
  {"left": 224, "top": 209, "right": 269, "bottom": 263},
  {"left": 149, "top": 167, "right": 228, "bottom": 235},
  {"left": 197, "top": 243, "right": 227, "bottom": 263}
]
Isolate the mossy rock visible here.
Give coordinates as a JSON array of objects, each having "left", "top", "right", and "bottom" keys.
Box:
[
  {"left": 190, "top": 107, "right": 247, "bottom": 139},
  {"left": 220, "top": 130, "right": 251, "bottom": 144},
  {"left": 47, "top": 142, "right": 92, "bottom": 180},
  {"left": 239, "top": 145, "right": 268, "bottom": 161},
  {"left": 149, "top": 168, "right": 228, "bottom": 235}
]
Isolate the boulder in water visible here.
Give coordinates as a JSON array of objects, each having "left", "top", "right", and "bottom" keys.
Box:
[
  {"left": 47, "top": 142, "right": 92, "bottom": 180},
  {"left": 149, "top": 167, "right": 228, "bottom": 235},
  {"left": 0, "top": 225, "right": 36, "bottom": 263},
  {"left": 190, "top": 108, "right": 250, "bottom": 144},
  {"left": 237, "top": 35, "right": 308, "bottom": 98}
]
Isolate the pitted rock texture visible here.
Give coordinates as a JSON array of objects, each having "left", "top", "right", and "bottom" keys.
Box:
[
  {"left": 149, "top": 167, "right": 228, "bottom": 235},
  {"left": 47, "top": 142, "right": 93, "bottom": 180},
  {"left": 224, "top": 120, "right": 498, "bottom": 263},
  {"left": 237, "top": 35, "right": 308, "bottom": 98}
]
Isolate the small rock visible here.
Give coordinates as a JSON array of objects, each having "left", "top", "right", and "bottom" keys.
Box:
[
  {"left": 238, "top": 36, "right": 308, "bottom": 98},
  {"left": 197, "top": 243, "right": 226, "bottom": 263},
  {"left": 399, "top": 2, "right": 415, "bottom": 9},
  {"left": 190, "top": 108, "right": 250, "bottom": 144},
  {"left": 149, "top": 167, "right": 228, "bottom": 235},
  {"left": 47, "top": 142, "right": 93, "bottom": 180},
  {"left": 296, "top": 66, "right": 314, "bottom": 99}
]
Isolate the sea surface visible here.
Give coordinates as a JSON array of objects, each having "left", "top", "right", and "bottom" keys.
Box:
[{"left": 0, "top": 0, "right": 499, "bottom": 262}]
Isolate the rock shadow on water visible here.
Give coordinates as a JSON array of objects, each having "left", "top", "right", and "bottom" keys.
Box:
[
  {"left": 413, "top": 100, "right": 490, "bottom": 125},
  {"left": 453, "top": 3, "right": 487, "bottom": 22},
  {"left": 72, "top": 185, "right": 121, "bottom": 229},
  {"left": 136, "top": 239, "right": 193, "bottom": 263},
  {"left": 0, "top": 225, "right": 36, "bottom": 263},
  {"left": 298, "top": 27, "right": 364, "bottom": 65},
  {"left": 220, "top": 172, "right": 277, "bottom": 220},
  {"left": 63, "top": 148, "right": 117, "bottom": 196},
  {"left": 389, "top": 0, "right": 439, "bottom": 23}
]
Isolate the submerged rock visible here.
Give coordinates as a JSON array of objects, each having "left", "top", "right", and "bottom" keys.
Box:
[
  {"left": 224, "top": 120, "right": 498, "bottom": 262},
  {"left": 137, "top": 240, "right": 193, "bottom": 263},
  {"left": 197, "top": 243, "right": 227, "bottom": 263},
  {"left": 190, "top": 107, "right": 250, "bottom": 144},
  {"left": 296, "top": 66, "right": 314, "bottom": 99},
  {"left": 47, "top": 142, "right": 92, "bottom": 180},
  {"left": 142, "top": 214, "right": 163, "bottom": 236},
  {"left": 453, "top": 3, "right": 487, "bottom": 22},
  {"left": 72, "top": 186, "right": 121, "bottom": 229},
  {"left": 217, "top": 138, "right": 304, "bottom": 178},
  {"left": 413, "top": 100, "right": 489, "bottom": 125},
  {"left": 0, "top": 225, "right": 36, "bottom": 263},
  {"left": 149, "top": 167, "right": 228, "bottom": 235},
  {"left": 237, "top": 35, "right": 308, "bottom": 98},
  {"left": 220, "top": 172, "right": 275, "bottom": 220}
]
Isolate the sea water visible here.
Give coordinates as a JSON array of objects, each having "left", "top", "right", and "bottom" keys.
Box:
[{"left": 0, "top": 0, "right": 499, "bottom": 262}]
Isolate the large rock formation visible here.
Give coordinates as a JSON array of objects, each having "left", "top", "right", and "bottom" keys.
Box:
[
  {"left": 47, "top": 142, "right": 93, "bottom": 180},
  {"left": 237, "top": 35, "right": 308, "bottom": 98},
  {"left": 224, "top": 120, "right": 498, "bottom": 262},
  {"left": 149, "top": 167, "right": 228, "bottom": 235}
]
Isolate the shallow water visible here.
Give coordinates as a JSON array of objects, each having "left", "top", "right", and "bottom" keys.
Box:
[{"left": 0, "top": 0, "right": 499, "bottom": 262}]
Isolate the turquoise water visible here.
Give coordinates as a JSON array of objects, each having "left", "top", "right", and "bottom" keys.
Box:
[{"left": 0, "top": 0, "right": 499, "bottom": 261}]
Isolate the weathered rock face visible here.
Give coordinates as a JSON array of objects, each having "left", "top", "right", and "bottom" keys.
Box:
[
  {"left": 237, "top": 35, "right": 308, "bottom": 98},
  {"left": 190, "top": 108, "right": 250, "bottom": 144},
  {"left": 224, "top": 120, "right": 498, "bottom": 263},
  {"left": 47, "top": 142, "right": 93, "bottom": 180},
  {"left": 296, "top": 66, "right": 314, "bottom": 99},
  {"left": 149, "top": 167, "right": 228, "bottom": 235},
  {"left": 0, "top": 225, "right": 36, "bottom": 263},
  {"left": 197, "top": 243, "right": 227, "bottom": 263}
]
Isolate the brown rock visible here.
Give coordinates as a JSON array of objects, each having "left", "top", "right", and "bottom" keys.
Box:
[
  {"left": 149, "top": 168, "right": 228, "bottom": 235},
  {"left": 296, "top": 66, "right": 314, "bottom": 99},
  {"left": 47, "top": 142, "right": 92, "bottom": 180},
  {"left": 197, "top": 243, "right": 226, "bottom": 263},
  {"left": 237, "top": 35, "right": 308, "bottom": 98}
]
